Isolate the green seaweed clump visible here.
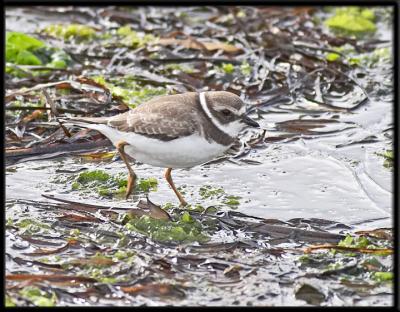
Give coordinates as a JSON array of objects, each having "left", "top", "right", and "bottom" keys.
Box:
[
  {"left": 325, "top": 44, "right": 354, "bottom": 63},
  {"left": 116, "top": 25, "right": 157, "bottom": 48},
  {"left": 42, "top": 24, "right": 96, "bottom": 41},
  {"left": 5, "top": 296, "right": 16, "bottom": 307},
  {"left": 350, "top": 47, "right": 391, "bottom": 67},
  {"left": 124, "top": 212, "right": 209, "bottom": 243},
  {"left": 326, "top": 52, "right": 341, "bottom": 62},
  {"left": 6, "top": 31, "right": 71, "bottom": 76},
  {"left": 220, "top": 63, "right": 235, "bottom": 74},
  {"left": 298, "top": 232, "right": 392, "bottom": 289},
  {"left": 376, "top": 150, "right": 393, "bottom": 169},
  {"left": 338, "top": 234, "right": 371, "bottom": 249},
  {"left": 77, "top": 169, "right": 111, "bottom": 184},
  {"left": 199, "top": 185, "right": 241, "bottom": 208},
  {"left": 372, "top": 271, "right": 393, "bottom": 283},
  {"left": 325, "top": 7, "right": 376, "bottom": 37},
  {"left": 199, "top": 185, "right": 225, "bottom": 199},
  {"left": 6, "top": 32, "right": 45, "bottom": 66},
  {"left": 326, "top": 45, "right": 391, "bottom": 68},
  {"left": 240, "top": 61, "right": 252, "bottom": 75},
  {"left": 92, "top": 75, "right": 167, "bottom": 108},
  {"left": 19, "top": 287, "right": 57, "bottom": 307},
  {"left": 337, "top": 234, "right": 392, "bottom": 256},
  {"left": 369, "top": 47, "right": 391, "bottom": 64},
  {"left": 223, "top": 195, "right": 241, "bottom": 206},
  {"left": 137, "top": 177, "right": 158, "bottom": 192},
  {"left": 15, "top": 218, "right": 51, "bottom": 235},
  {"left": 72, "top": 169, "right": 158, "bottom": 198}
]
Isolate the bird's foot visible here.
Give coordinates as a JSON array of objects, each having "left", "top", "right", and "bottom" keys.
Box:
[{"left": 179, "top": 200, "right": 188, "bottom": 207}]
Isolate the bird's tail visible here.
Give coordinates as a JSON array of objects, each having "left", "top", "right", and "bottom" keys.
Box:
[
  {"left": 59, "top": 116, "right": 109, "bottom": 128},
  {"left": 59, "top": 116, "right": 121, "bottom": 146}
]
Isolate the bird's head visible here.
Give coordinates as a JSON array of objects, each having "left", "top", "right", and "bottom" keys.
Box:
[{"left": 200, "top": 91, "right": 259, "bottom": 137}]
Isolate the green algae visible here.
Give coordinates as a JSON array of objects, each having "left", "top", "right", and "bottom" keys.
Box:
[
  {"left": 240, "top": 61, "right": 252, "bottom": 75},
  {"left": 19, "top": 287, "right": 57, "bottom": 307},
  {"left": 298, "top": 254, "right": 311, "bottom": 264},
  {"left": 42, "top": 24, "right": 96, "bottom": 41},
  {"left": 326, "top": 52, "right": 340, "bottom": 62},
  {"left": 162, "top": 202, "right": 176, "bottom": 211},
  {"left": 38, "top": 255, "right": 62, "bottom": 264},
  {"left": 223, "top": 195, "right": 241, "bottom": 206},
  {"left": 351, "top": 47, "right": 391, "bottom": 67},
  {"left": 152, "top": 185, "right": 245, "bottom": 213},
  {"left": 77, "top": 170, "right": 111, "bottom": 184},
  {"left": 372, "top": 271, "right": 393, "bottom": 283},
  {"left": 164, "top": 63, "right": 195, "bottom": 74},
  {"left": 199, "top": 185, "right": 225, "bottom": 199},
  {"left": 113, "top": 250, "right": 135, "bottom": 261},
  {"left": 181, "top": 211, "right": 194, "bottom": 223},
  {"left": 338, "top": 234, "right": 371, "bottom": 249},
  {"left": 124, "top": 213, "right": 209, "bottom": 243},
  {"left": 6, "top": 31, "right": 71, "bottom": 77},
  {"left": 325, "top": 7, "right": 376, "bottom": 37},
  {"left": 137, "top": 177, "right": 158, "bottom": 192},
  {"left": 70, "top": 169, "right": 158, "bottom": 198},
  {"left": 370, "top": 47, "right": 391, "bottom": 63},
  {"left": 92, "top": 75, "right": 168, "bottom": 108},
  {"left": 188, "top": 204, "right": 208, "bottom": 213},
  {"left": 199, "top": 185, "right": 241, "bottom": 208},
  {"left": 298, "top": 243, "right": 393, "bottom": 288},
  {"left": 376, "top": 150, "right": 393, "bottom": 169},
  {"left": 5, "top": 295, "right": 16, "bottom": 307},
  {"left": 221, "top": 63, "right": 235, "bottom": 74},
  {"left": 116, "top": 25, "right": 157, "bottom": 48},
  {"left": 6, "top": 32, "right": 45, "bottom": 65},
  {"left": 15, "top": 219, "right": 51, "bottom": 235},
  {"left": 48, "top": 50, "right": 70, "bottom": 69},
  {"left": 325, "top": 43, "right": 391, "bottom": 68},
  {"left": 6, "top": 217, "right": 14, "bottom": 227},
  {"left": 336, "top": 234, "right": 391, "bottom": 255}
]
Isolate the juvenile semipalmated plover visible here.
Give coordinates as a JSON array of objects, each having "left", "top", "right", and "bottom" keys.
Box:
[{"left": 62, "top": 91, "right": 259, "bottom": 206}]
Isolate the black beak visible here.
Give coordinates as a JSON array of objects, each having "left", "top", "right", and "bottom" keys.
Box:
[{"left": 241, "top": 115, "right": 260, "bottom": 128}]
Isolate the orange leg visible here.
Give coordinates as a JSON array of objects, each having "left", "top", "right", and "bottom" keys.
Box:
[
  {"left": 164, "top": 168, "right": 187, "bottom": 206},
  {"left": 116, "top": 140, "right": 136, "bottom": 200}
]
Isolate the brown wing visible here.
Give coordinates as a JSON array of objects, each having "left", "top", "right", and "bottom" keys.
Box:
[{"left": 107, "top": 93, "right": 199, "bottom": 141}]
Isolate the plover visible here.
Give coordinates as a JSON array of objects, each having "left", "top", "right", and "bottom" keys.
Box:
[{"left": 62, "top": 91, "right": 259, "bottom": 206}]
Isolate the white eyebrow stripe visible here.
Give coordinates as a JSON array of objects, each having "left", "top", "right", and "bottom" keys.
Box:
[{"left": 199, "top": 92, "right": 229, "bottom": 136}]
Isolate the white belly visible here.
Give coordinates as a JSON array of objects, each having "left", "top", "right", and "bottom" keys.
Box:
[
  {"left": 125, "top": 136, "right": 228, "bottom": 168},
  {"left": 90, "top": 125, "right": 230, "bottom": 168}
]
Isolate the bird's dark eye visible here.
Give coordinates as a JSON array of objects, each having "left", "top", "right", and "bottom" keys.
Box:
[{"left": 221, "top": 109, "right": 232, "bottom": 116}]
